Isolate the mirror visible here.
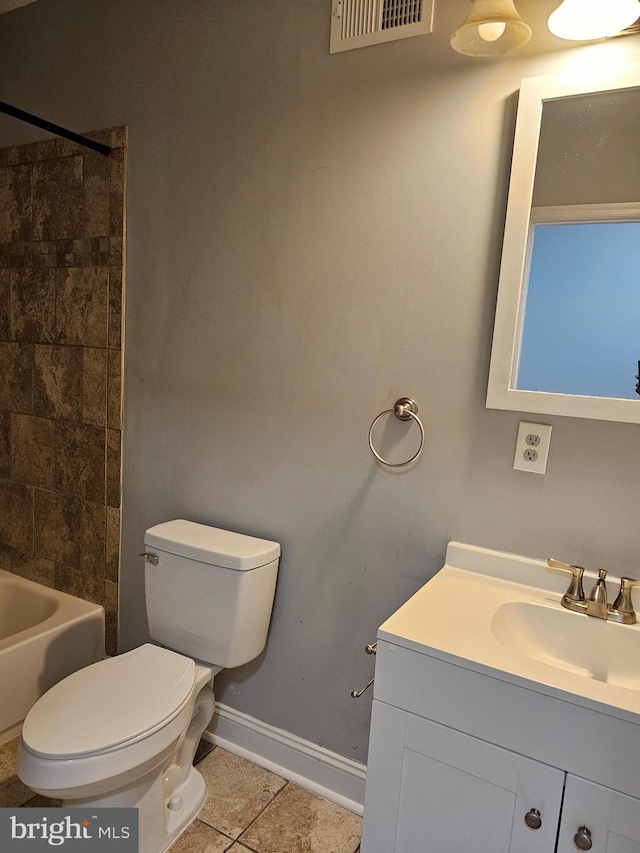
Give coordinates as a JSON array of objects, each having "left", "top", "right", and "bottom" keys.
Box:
[{"left": 487, "top": 64, "right": 640, "bottom": 423}]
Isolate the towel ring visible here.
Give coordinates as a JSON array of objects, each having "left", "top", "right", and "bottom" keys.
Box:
[{"left": 368, "top": 398, "right": 425, "bottom": 467}]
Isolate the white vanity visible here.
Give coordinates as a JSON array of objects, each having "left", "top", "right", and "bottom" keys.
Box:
[{"left": 361, "top": 543, "right": 640, "bottom": 852}]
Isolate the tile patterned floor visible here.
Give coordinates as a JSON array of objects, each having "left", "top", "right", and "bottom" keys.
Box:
[{"left": 0, "top": 736, "right": 361, "bottom": 853}]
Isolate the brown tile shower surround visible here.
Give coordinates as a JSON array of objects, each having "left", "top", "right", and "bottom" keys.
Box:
[{"left": 0, "top": 127, "right": 126, "bottom": 655}]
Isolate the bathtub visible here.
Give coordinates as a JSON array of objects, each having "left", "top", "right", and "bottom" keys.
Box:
[{"left": 0, "top": 570, "right": 104, "bottom": 743}]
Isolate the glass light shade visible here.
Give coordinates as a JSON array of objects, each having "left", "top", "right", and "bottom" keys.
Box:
[
  {"left": 548, "top": 0, "right": 640, "bottom": 40},
  {"left": 450, "top": 0, "right": 532, "bottom": 57}
]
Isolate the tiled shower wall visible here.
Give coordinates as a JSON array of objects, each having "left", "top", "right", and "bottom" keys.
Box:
[{"left": 0, "top": 127, "right": 126, "bottom": 655}]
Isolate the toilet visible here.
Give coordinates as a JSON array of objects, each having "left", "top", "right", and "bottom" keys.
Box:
[{"left": 17, "top": 519, "right": 280, "bottom": 853}]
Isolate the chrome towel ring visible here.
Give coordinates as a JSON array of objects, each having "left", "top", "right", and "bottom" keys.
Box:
[{"left": 368, "top": 397, "right": 425, "bottom": 467}]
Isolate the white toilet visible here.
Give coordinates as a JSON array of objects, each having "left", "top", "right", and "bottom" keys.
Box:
[{"left": 17, "top": 519, "right": 280, "bottom": 853}]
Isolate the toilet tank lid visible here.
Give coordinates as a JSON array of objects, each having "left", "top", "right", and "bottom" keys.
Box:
[{"left": 144, "top": 519, "right": 281, "bottom": 570}]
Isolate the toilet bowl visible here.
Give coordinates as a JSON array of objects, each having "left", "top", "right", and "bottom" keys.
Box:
[
  {"left": 18, "top": 645, "right": 219, "bottom": 853},
  {"left": 17, "top": 520, "right": 280, "bottom": 853}
]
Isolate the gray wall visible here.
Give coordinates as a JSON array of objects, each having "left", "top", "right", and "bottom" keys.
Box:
[{"left": 1, "top": 0, "right": 639, "bottom": 765}]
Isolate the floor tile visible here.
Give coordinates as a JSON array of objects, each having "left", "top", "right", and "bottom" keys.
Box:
[
  {"left": 24, "top": 794, "right": 61, "bottom": 807},
  {"left": 197, "top": 749, "right": 286, "bottom": 840},
  {"left": 194, "top": 738, "right": 216, "bottom": 765},
  {"left": 0, "top": 737, "right": 34, "bottom": 808},
  {"left": 170, "top": 819, "right": 234, "bottom": 853},
  {"left": 2, "top": 736, "right": 361, "bottom": 853},
  {"left": 239, "top": 784, "right": 362, "bottom": 853}
]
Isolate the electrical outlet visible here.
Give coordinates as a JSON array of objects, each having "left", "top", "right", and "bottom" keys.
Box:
[{"left": 513, "top": 422, "right": 552, "bottom": 474}]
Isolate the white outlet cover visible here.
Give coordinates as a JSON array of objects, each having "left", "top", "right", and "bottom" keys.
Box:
[{"left": 513, "top": 422, "right": 552, "bottom": 474}]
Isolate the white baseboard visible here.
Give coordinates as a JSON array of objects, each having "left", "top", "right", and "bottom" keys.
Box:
[{"left": 203, "top": 703, "right": 366, "bottom": 816}]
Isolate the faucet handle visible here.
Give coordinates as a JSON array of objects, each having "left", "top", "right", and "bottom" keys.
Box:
[
  {"left": 612, "top": 577, "right": 640, "bottom": 622},
  {"left": 547, "top": 558, "right": 586, "bottom": 603}
]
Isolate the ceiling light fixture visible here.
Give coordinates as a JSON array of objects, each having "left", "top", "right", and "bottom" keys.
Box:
[
  {"left": 548, "top": 0, "right": 640, "bottom": 41},
  {"left": 450, "top": 0, "right": 532, "bottom": 57}
]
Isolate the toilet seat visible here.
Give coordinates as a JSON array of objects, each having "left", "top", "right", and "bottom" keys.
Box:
[{"left": 22, "top": 644, "right": 195, "bottom": 759}]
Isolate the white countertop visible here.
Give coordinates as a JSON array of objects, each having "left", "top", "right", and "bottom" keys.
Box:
[{"left": 378, "top": 542, "right": 640, "bottom": 726}]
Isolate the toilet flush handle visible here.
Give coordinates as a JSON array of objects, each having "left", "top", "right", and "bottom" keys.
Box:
[{"left": 139, "top": 552, "right": 159, "bottom": 566}]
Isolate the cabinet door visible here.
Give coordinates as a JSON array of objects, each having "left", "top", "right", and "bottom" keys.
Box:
[
  {"left": 361, "top": 700, "right": 564, "bottom": 853},
  {"left": 558, "top": 776, "right": 640, "bottom": 853}
]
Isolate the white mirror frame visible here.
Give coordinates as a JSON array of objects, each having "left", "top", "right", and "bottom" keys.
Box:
[{"left": 486, "top": 63, "right": 640, "bottom": 424}]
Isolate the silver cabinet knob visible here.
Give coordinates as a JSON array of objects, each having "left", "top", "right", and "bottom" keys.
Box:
[
  {"left": 524, "top": 809, "right": 542, "bottom": 829},
  {"left": 573, "top": 827, "right": 593, "bottom": 850}
]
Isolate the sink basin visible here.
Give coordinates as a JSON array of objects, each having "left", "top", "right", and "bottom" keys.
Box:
[
  {"left": 377, "top": 542, "right": 640, "bottom": 723},
  {"left": 491, "top": 600, "right": 640, "bottom": 688}
]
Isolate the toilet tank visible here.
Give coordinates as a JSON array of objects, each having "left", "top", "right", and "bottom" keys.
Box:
[{"left": 144, "top": 520, "right": 280, "bottom": 669}]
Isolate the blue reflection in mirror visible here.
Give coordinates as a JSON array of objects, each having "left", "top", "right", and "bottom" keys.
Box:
[{"left": 517, "top": 222, "right": 640, "bottom": 400}]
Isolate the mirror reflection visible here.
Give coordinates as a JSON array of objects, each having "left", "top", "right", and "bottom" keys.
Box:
[
  {"left": 519, "top": 87, "right": 640, "bottom": 401},
  {"left": 518, "top": 221, "right": 640, "bottom": 399},
  {"left": 487, "top": 66, "right": 640, "bottom": 423},
  {"left": 533, "top": 88, "right": 640, "bottom": 208}
]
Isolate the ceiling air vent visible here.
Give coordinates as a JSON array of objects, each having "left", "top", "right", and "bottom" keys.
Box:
[{"left": 330, "top": 0, "right": 434, "bottom": 53}]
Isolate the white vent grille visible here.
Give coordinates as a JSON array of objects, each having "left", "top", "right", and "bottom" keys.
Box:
[
  {"left": 338, "top": 0, "right": 377, "bottom": 39},
  {"left": 330, "top": 0, "right": 433, "bottom": 53},
  {"left": 382, "top": 0, "right": 423, "bottom": 29}
]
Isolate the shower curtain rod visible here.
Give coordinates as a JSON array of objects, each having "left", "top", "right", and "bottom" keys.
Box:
[{"left": 0, "top": 100, "right": 111, "bottom": 156}]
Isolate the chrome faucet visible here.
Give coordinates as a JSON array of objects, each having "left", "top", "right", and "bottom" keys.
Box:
[
  {"left": 585, "top": 569, "right": 608, "bottom": 619},
  {"left": 548, "top": 559, "right": 640, "bottom": 625}
]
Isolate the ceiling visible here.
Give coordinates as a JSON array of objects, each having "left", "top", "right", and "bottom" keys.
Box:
[{"left": 0, "top": 0, "right": 39, "bottom": 13}]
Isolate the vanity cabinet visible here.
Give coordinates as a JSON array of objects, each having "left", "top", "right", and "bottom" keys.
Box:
[
  {"left": 362, "top": 696, "right": 640, "bottom": 853},
  {"left": 360, "top": 541, "right": 640, "bottom": 853}
]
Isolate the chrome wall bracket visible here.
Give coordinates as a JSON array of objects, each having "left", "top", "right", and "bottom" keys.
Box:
[{"left": 351, "top": 642, "right": 377, "bottom": 698}]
